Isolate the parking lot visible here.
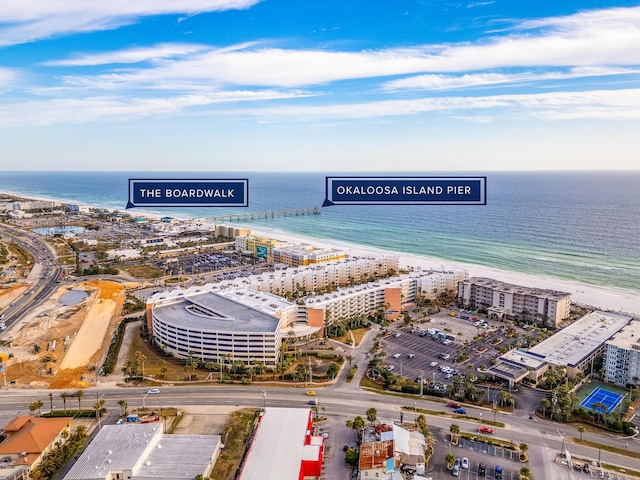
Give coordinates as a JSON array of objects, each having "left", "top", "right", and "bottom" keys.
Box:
[
  {"left": 380, "top": 313, "right": 503, "bottom": 386},
  {"left": 431, "top": 429, "right": 525, "bottom": 479}
]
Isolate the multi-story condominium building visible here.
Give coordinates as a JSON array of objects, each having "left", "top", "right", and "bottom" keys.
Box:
[
  {"left": 227, "top": 255, "right": 401, "bottom": 295},
  {"left": 272, "top": 244, "right": 346, "bottom": 267},
  {"left": 458, "top": 277, "right": 571, "bottom": 327},
  {"left": 146, "top": 285, "right": 300, "bottom": 366},
  {"left": 489, "top": 311, "right": 631, "bottom": 387},
  {"left": 215, "top": 224, "right": 250, "bottom": 239},
  {"left": 235, "top": 233, "right": 284, "bottom": 261},
  {"left": 604, "top": 320, "right": 640, "bottom": 387}
]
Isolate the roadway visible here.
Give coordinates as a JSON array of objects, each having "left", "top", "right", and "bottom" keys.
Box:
[{"left": 0, "top": 223, "right": 63, "bottom": 331}]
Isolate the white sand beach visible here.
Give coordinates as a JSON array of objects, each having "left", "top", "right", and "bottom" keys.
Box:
[
  {"left": 2, "top": 188, "right": 638, "bottom": 316},
  {"left": 247, "top": 225, "right": 640, "bottom": 316}
]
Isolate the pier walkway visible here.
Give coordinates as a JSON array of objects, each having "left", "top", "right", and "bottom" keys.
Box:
[{"left": 199, "top": 206, "right": 321, "bottom": 222}]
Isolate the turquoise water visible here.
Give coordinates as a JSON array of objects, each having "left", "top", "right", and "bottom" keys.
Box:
[{"left": 0, "top": 171, "right": 638, "bottom": 291}]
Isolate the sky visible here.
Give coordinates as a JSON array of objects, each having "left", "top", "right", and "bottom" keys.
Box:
[{"left": 1, "top": 0, "right": 640, "bottom": 171}]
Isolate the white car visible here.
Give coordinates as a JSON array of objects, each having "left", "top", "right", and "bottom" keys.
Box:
[
  {"left": 430, "top": 361, "right": 438, "bottom": 367},
  {"left": 319, "top": 432, "right": 329, "bottom": 438},
  {"left": 147, "top": 388, "right": 160, "bottom": 394},
  {"left": 462, "top": 457, "right": 469, "bottom": 469}
]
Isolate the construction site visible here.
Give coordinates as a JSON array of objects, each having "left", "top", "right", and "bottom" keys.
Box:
[{"left": 0, "top": 279, "right": 129, "bottom": 389}]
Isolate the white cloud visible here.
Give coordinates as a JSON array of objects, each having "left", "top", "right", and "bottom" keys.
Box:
[
  {"left": 231, "top": 88, "right": 640, "bottom": 121},
  {"left": 0, "top": 0, "right": 261, "bottom": 46},
  {"left": 38, "top": 6, "right": 640, "bottom": 93},
  {"left": 0, "top": 68, "right": 18, "bottom": 88},
  {"left": 382, "top": 68, "right": 640, "bottom": 91},
  {"left": 0, "top": 89, "right": 312, "bottom": 126},
  {"left": 43, "top": 43, "right": 212, "bottom": 66}
]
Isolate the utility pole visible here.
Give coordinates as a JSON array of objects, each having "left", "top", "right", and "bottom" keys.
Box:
[
  {"left": 420, "top": 370, "right": 424, "bottom": 397},
  {"left": 308, "top": 357, "right": 312, "bottom": 385}
]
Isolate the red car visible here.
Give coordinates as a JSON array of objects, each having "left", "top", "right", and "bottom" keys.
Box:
[
  {"left": 478, "top": 426, "right": 494, "bottom": 434},
  {"left": 447, "top": 401, "right": 461, "bottom": 408}
]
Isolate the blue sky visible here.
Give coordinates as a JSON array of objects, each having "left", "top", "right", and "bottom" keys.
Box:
[{"left": 1, "top": 0, "right": 639, "bottom": 171}]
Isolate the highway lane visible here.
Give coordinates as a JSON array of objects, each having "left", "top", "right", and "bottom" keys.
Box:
[
  {"left": 1, "top": 384, "right": 638, "bottom": 470},
  {"left": 0, "top": 224, "right": 63, "bottom": 331}
]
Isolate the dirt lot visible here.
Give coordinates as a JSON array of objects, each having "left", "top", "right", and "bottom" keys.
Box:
[
  {"left": 0, "top": 280, "right": 130, "bottom": 389},
  {"left": 172, "top": 406, "right": 236, "bottom": 435}
]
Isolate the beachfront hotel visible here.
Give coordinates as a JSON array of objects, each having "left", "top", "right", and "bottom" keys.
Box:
[
  {"left": 488, "top": 311, "right": 631, "bottom": 387},
  {"left": 229, "top": 255, "right": 400, "bottom": 295},
  {"left": 604, "top": 320, "right": 640, "bottom": 387},
  {"left": 457, "top": 277, "right": 571, "bottom": 327},
  {"left": 146, "top": 286, "right": 299, "bottom": 366}
]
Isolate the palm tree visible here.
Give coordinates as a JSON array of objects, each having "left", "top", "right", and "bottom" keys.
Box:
[
  {"left": 93, "top": 399, "right": 106, "bottom": 420},
  {"left": 366, "top": 407, "right": 377, "bottom": 426},
  {"left": 520, "top": 466, "right": 531, "bottom": 479},
  {"left": 74, "top": 424, "right": 88, "bottom": 439},
  {"left": 34, "top": 400, "right": 44, "bottom": 416},
  {"left": 540, "top": 398, "right": 551, "bottom": 418},
  {"left": 135, "top": 350, "right": 147, "bottom": 378},
  {"left": 577, "top": 425, "right": 585, "bottom": 441},
  {"left": 450, "top": 423, "right": 460, "bottom": 444},
  {"left": 118, "top": 400, "right": 128, "bottom": 416},
  {"left": 60, "top": 392, "right": 69, "bottom": 413},
  {"left": 75, "top": 390, "right": 85, "bottom": 412},
  {"left": 519, "top": 443, "right": 529, "bottom": 461},
  {"left": 445, "top": 452, "right": 455, "bottom": 469},
  {"left": 416, "top": 415, "right": 429, "bottom": 436},
  {"left": 159, "top": 359, "right": 168, "bottom": 379}
]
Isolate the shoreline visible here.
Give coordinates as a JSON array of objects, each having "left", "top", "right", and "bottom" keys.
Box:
[
  {"left": 2, "top": 190, "right": 639, "bottom": 316},
  {"left": 243, "top": 225, "right": 640, "bottom": 316}
]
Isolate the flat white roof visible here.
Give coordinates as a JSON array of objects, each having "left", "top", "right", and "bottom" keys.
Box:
[
  {"left": 606, "top": 320, "right": 640, "bottom": 351},
  {"left": 528, "top": 311, "right": 631, "bottom": 367},
  {"left": 64, "top": 424, "right": 220, "bottom": 480},
  {"left": 239, "top": 408, "right": 319, "bottom": 480}
]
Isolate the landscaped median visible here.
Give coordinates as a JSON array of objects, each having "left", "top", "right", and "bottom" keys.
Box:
[{"left": 402, "top": 405, "right": 505, "bottom": 428}]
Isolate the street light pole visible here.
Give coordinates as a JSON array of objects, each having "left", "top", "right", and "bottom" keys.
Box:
[{"left": 262, "top": 391, "right": 266, "bottom": 409}]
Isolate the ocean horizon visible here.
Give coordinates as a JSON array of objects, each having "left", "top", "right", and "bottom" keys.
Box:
[{"left": 1, "top": 170, "right": 639, "bottom": 294}]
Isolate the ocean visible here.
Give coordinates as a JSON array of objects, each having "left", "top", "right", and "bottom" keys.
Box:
[{"left": 0, "top": 171, "right": 638, "bottom": 292}]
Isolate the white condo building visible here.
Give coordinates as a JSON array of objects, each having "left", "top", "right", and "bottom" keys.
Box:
[
  {"left": 604, "top": 320, "right": 640, "bottom": 387},
  {"left": 458, "top": 277, "right": 571, "bottom": 327}
]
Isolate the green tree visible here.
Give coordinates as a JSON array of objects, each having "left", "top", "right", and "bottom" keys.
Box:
[
  {"left": 159, "top": 359, "right": 168, "bottom": 379},
  {"left": 136, "top": 350, "right": 147, "bottom": 378},
  {"left": 520, "top": 466, "right": 531, "bottom": 479},
  {"left": 366, "top": 407, "right": 377, "bottom": 426},
  {"left": 344, "top": 447, "right": 359, "bottom": 469},
  {"left": 118, "top": 400, "right": 128, "bottom": 416},
  {"left": 75, "top": 390, "right": 85, "bottom": 411},
  {"left": 577, "top": 425, "right": 585, "bottom": 440},
  {"left": 519, "top": 443, "right": 529, "bottom": 461},
  {"left": 416, "top": 415, "right": 429, "bottom": 436},
  {"left": 445, "top": 452, "right": 455, "bottom": 469},
  {"left": 540, "top": 398, "right": 551, "bottom": 418},
  {"left": 59, "top": 392, "right": 69, "bottom": 413}
]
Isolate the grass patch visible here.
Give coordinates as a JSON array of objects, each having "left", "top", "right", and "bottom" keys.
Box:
[
  {"left": 122, "top": 264, "right": 165, "bottom": 279},
  {"left": 572, "top": 437, "right": 640, "bottom": 460},
  {"left": 601, "top": 463, "right": 640, "bottom": 478},
  {"left": 165, "top": 277, "right": 188, "bottom": 284},
  {"left": 360, "top": 375, "right": 385, "bottom": 390},
  {"left": 8, "top": 242, "right": 31, "bottom": 265},
  {"left": 210, "top": 409, "right": 259, "bottom": 480}
]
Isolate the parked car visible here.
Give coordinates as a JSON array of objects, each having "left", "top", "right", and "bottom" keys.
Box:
[
  {"left": 430, "top": 361, "right": 438, "bottom": 367},
  {"left": 583, "top": 463, "right": 590, "bottom": 473},
  {"left": 461, "top": 457, "right": 469, "bottom": 469},
  {"left": 495, "top": 465, "right": 503, "bottom": 480},
  {"left": 452, "top": 464, "right": 460, "bottom": 477},
  {"left": 453, "top": 408, "right": 467, "bottom": 414},
  {"left": 478, "top": 464, "right": 486, "bottom": 477},
  {"left": 319, "top": 432, "right": 329, "bottom": 438}
]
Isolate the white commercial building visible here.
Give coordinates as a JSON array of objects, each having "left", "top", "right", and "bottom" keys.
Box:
[
  {"left": 63, "top": 423, "right": 221, "bottom": 480},
  {"left": 147, "top": 285, "right": 300, "bottom": 366},
  {"left": 458, "top": 277, "right": 571, "bottom": 327},
  {"left": 604, "top": 320, "right": 640, "bottom": 387},
  {"left": 238, "top": 408, "right": 324, "bottom": 480},
  {"left": 490, "top": 311, "right": 631, "bottom": 385}
]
